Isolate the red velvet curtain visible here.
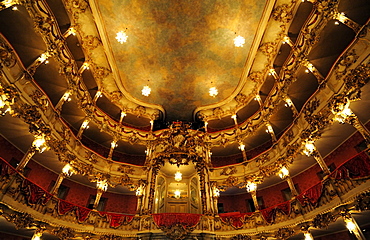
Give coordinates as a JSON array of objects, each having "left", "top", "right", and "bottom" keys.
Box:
[
  {"left": 0, "top": 159, "right": 15, "bottom": 176},
  {"left": 152, "top": 213, "right": 202, "bottom": 229},
  {"left": 100, "top": 212, "right": 135, "bottom": 228},
  {"left": 75, "top": 206, "right": 91, "bottom": 222},
  {"left": 58, "top": 199, "right": 75, "bottom": 215},
  {"left": 260, "top": 201, "right": 290, "bottom": 223},
  {"left": 331, "top": 152, "right": 370, "bottom": 180},
  {"left": 22, "top": 179, "right": 52, "bottom": 205},
  {"left": 297, "top": 182, "right": 322, "bottom": 207}
]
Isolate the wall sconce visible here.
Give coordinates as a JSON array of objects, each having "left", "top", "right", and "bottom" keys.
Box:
[
  {"left": 31, "top": 230, "right": 43, "bottom": 240},
  {"left": 82, "top": 62, "right": 90, "bottom": 70},
  {"left": 278, "top": 166, "right": 289, "bottom": 179},
  {"left": 284, "top": 97, "right": 293, "bottom": 107},
  {"left": 336, "top": 12, "right": 348, "bottom": 24},
  {"left": 265, "top": 123, "right": 273, "bottom": 134},
  {"left": 32, "top": 135, "right": 49, "bottom": 153},
  {"left": 246, "top": 181, "right": 257, "bottom": 193},
  {"left": 213, "top": 187, "right": 220, "bottom": 198},
  {"left": 238, "top": 143, "right": 245, "bottom": 151},
  {"left": 303, "top": 231, "right": 313, "bottom": 240},
  {"left": 174, "top": 189, "right": 181, "bottom": 199},
  {"left": 81, "top": 120, "right": 89, "bottom": 130},
  {"left": 136, "top": 186, "right": 144, "bottom": 197},
  {"left": 174, "top": 171, "right": 182, "bottom": 182},
  {"left": 0, "top": 85, "right": 17, "bottom": 116},
  {"left": 111, "top": 140, "right": 118, "bottom": 149},
  {"left": 67, "top": 27, "right": 77, "bottom": 36},
  {"left": 302, "top": 140, "right": 316, "bottom": 157},
  {"left": 331, "top": 97, "right": 353, "bottom": 124},
  {"left": 96, "top": 180, "right": 108, "bottom": 192},
  {"left": 62, "top": 163, "right": 74, "bottom": 177},
  {"left": 254, "top": 94, "right": 261, "bottom": 102},
  {"left": 38, "top": 53, "right": 49, "bottom": 64},
  {"left": 62, "top": 91, "right": 72, "bottom": 102}
]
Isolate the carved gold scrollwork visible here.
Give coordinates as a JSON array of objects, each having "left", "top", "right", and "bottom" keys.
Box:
[
  {"left": 52, "top": 227, "right": 75, "bottom": 240},
  {"left": 344, "top": 63, "right": 370, "bottom": 101},
  {"left": 231, "top": 234, "right": 252, "bottom": 240},
  {"left": 272, "top": 3, "right": 293, "bottom": 23},
  {"left": 312, "top": 212, "right": 336, "bottom": 229},
  {"left": 159, "top": 223, "right": 195, "bottom": 240},
  {"left": 220, "top": 166, "right": 237, "bottom": 176},
  {"left": 0, "top": 40, "right": 16, "bottom": 68},
  {"left": 2, "top": 212, "right": 35, "bottom": 229},
  {"left": 223, "top": 176, "right": 239, "bottom": 187},
  {"left": 275, "top": 228, "right": 295, "bottom": 240}
]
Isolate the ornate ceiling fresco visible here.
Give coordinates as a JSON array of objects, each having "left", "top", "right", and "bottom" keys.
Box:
[{"left": 94, "top": 0, "right": 269, "bottom": 121}]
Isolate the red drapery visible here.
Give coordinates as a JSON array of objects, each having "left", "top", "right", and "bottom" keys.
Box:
[
  {"left": 331, "top": 152, "right": 370, "bottom": 180},
  {"left": 0, "top": 160, "right": 15, "bottom": 176},
  {"left": 297, "top": 182, "right": 322, "bottom": 207},
  {"left": 75, "top": 206, "right": 91, "bottom": 222},
  {"left": 152, "top": 213, "right": 202, "bottom": 229},
  {"left": 100, "top": 212, "right": 135, "bottom": 228},
  {"left": 22, "top": 179, "right": 52, "bottom": 205},
  {"left": 58, "top": 199, "right": 75, "bottom": 215},
  {"left": 219, "top": 212, "right": 252, "bottom": 228},
  {"left": 260, "top": 201, "right": 290, "bottom": 223}
]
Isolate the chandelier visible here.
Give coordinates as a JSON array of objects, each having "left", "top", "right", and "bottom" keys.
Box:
[
  {"left": 233, "top": 35, "right": 245, "bottom": 47},
  {"left": 116, "top": 31, "right": 128, "bottom": 44},
  {"left": 174, "top": 171, "right": 182, "bottom": 181},
  {"left": 209, "top": 87, "right": 218, "bottom": 97},
  {"left": 142, "top": 85, "right": 151, "bottom": 97}
]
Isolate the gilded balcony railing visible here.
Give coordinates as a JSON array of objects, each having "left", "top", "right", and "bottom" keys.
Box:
[{"left": 1, "top": 151, "right": 370, "bottom": 239}]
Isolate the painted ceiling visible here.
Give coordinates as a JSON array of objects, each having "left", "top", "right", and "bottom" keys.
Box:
[{"left": 96, "top": 0, "right": 268, "bottom": 121}]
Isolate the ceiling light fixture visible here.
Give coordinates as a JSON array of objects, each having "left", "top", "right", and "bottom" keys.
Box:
[
  {"left": 142, "top": 85, "right": 151, "bottom": 97},
  {"left": 209, "top": 87, "right": 218, "bottom": 97},
  {"left": 234, "top": 35, "right": 245, "bottom": 47},
  {"left": 174, "top": 171, "right": 182, "bottom": 182},
  {"left": 116, "top": 30, "right": 128, "bottom": 44}
]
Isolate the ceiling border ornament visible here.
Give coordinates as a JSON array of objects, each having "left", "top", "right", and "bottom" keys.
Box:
[{"left": 62, "top": 0, "right": 165, "bottom": 119}]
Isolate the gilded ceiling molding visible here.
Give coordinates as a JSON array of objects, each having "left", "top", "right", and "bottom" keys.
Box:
[
  {"left": 196, "top": 0, "right": 363, "bottom": 128},
  {"left": 19, "top": 0, "right": 161, "bottom": 125},
  {"left": 203, "top": 17, "right": 370, "bottom": 149},
  {"left": 60, "top": 0, "right": 165, "bottom": 119},
  {"left": 194, "top": 0, "right": 301, "bottom": 121}
]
